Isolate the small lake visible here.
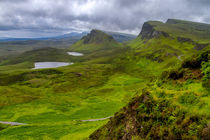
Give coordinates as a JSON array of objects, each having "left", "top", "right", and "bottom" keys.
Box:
[
  {"left": 33, "top": 62, "right": 73, "bottom": 69},
  {"left": 67, "top": 52, "right": 84, "bottom": 56}
]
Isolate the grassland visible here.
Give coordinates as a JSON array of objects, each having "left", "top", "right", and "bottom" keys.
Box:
[
  {"left": 0, "top": 21, "right": 209, "bottom": 139},
  {"left": 147, "top": 19, "right": 210, "bottom": 43}
]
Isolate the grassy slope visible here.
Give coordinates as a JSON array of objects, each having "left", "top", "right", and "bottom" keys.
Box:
[
  {"left": 0, "top": 21, "right": 209, "bottom": 139},
  {"left": 69, "top": 30, "right": 121, "bottom": 53},
  {"left": 0, "top": 61, "right": 151, "bottom": 139},
  {"left": 90, "top": 22, "right": 210, "bottom": 139},
  {"left": 148, "top": 19, "right": 210, "bottom": 43},
  {"left": 89, "top": 46, "right": 210, "bottom": 140},
  {"left": 0, "top": 30, "right": 140, "bottom": 139}
]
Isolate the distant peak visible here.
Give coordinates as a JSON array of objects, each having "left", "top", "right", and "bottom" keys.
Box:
[{"left": 82, "top": 29, "right": 116, "bottom": 44}]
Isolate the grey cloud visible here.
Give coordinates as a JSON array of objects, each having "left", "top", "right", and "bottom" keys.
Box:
[{"left": 0, "top": 0, "right": 209, "bottom": 37}]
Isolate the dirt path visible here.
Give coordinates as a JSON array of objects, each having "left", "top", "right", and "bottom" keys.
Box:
[
  {"left": 0, "top": 116, "right": 112, "bottom": 126},
  {"left": 80, "top": 116, "right": 112, "bottom": 122},
  {"left": 0, "top": 121, "right": 27, "bottom": 126}
]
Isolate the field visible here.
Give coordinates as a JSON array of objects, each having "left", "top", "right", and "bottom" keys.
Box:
[{"left": 0, "top": 20, "right": 209, "bottom": 139}]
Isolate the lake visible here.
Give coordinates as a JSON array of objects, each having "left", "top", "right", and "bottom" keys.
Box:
[
  {"left": 67, "top": 52, "right": 84, "bottom": 56},
  {"left": 33, "top": 62, "right": 73, "bottom": 69}
]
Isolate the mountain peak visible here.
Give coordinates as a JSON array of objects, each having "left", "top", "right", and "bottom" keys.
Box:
[
  {"left": 138, "top": 21, "right": 169, "bottom": 39},
  {"left": 138, "top": 19, "right": 210, "bottom": 42},
  {"left": 82, "top": 29, "right": 116, "bottom": 44},
  {"left": 69, "top": 29, "right": 120, "bottom": 53}
]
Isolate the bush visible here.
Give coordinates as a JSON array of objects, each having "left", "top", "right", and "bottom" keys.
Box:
[
  {"left": 201, "top": 61, "right": 210, "bottom": 90},
  {"left": 182, "top": 50, "right": 209, "bottom": 68}
]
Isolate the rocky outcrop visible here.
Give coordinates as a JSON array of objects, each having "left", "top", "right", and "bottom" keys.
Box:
[
  {"left": 177, "top": 37, "right": 195, "bottom": 44},
  {"left": 138, "top": 22, "right": 169, "bottom": 39},
  {"left": 82, "top": 29, "right": 115, "bottom": 44},
  {"left": 194, "top": 43, "right": 210, "bottom": 51},
  {"left": 176, "top": 37, "right": 209, "bottom": 50}
]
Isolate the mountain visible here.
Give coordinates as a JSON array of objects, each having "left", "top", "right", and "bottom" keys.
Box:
[
  {"left": 0, "top": 31, "right": 135, "bottom": 57},
  {"left": 0, "top": 31, "right": 136, "bottom": 42},
  {"left": 139, "top": 19, "right": 210, "bottom": 43},
  {"left": 0, "top": 32, "right": 88, "bottom": 42},
  {"left": 69, "top": 29, "right": 121, "bottom": 53},
  {"left": 89, "top": 19, "right": 210, "bottom": 139},
  {"left": 0, "top": 19, "right": 209, "bottom": 139}
]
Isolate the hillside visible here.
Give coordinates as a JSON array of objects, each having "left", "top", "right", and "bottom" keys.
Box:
[
  {"left": 69, "top": 29, "right": 121, "bottom": 53},
  {"left": 89, "top": 19, "right": 210, "bottom": 139},
  {"left": 0, "top": 19, "right": 209, "bottom": 139},
  {"left": 139, "top": 19, "right": 210, "bottom": 43},
  {"left": 89, "top": 49, "right": 210, "bottom": 139}
]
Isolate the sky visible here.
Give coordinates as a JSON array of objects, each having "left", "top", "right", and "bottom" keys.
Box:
[{"left": 0, "top": 0, "right": 210, "bottom": 38}]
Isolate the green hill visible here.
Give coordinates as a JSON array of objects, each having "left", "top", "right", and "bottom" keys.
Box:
[
  {"left": 139, "top": 19, "right": 210, "bottom": 43},
  {"left": 0, "top": 48, "right": 71, "bottom": 65},
  {"left": 0, "top": 19, "right": 209, "bottom": 139},
  {"left": 69, "top": 29, "right": 121, "bottom": 53},
  {"left": 89, "top": 19, "right": 210, "bottom": 139},
  {"left": 89, "top": 49, "right": 210, "bottom": 139}
]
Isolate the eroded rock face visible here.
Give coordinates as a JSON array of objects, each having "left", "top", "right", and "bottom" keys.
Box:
[
  {"left": 82, "top": 29, "right": 115, "bottom": 44},
  {"left": 139, "top": 22, "right": 169, "bottom": 39},
  {"left": 177, "top": 37, "right": 195, "bottom": 44},
  {"left": 194, "top": 43, "right": 210, "bottom": 51}
]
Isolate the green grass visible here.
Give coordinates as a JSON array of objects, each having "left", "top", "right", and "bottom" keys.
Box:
[
  {"left": 148, "top": 19, "right": 210, "bottom": 43},
  {"left": 0, "top": 62, "right": 148, "bottom": 139},
  {"left": 0, "top": 27, "right": 209, "bottom": 139}
]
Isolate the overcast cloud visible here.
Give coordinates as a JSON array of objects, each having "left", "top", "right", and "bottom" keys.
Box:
[{"left": 0, "top": 0, "right": 209, "bottom": 37}]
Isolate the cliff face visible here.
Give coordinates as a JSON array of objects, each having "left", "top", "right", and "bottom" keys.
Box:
[
  {"left": 138, "top": 22, "right": 169, "bottom": 39},
  {"left": 69, "top": 29, "right": 120, "bottom": 53},
  {"left": 82, "top": 29, "right": 116, "bottom": 44}
]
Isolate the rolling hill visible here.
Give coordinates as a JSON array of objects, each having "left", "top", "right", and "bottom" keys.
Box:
[{"left": 0, "top": 19, "right": 209, "bottom": 139}]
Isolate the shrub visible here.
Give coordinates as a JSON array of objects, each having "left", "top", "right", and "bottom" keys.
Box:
[
  {"left": 201, "top": 61, "right": 210, "bottom": 90},
  {"left": 182, "top": 50, "right": 209, "bottom": 68}
]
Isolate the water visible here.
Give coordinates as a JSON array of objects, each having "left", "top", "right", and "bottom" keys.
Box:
[
  {"left": 67, "top": 52, "right": 84, "bottom": 56},
  {"left": 33, "top": 62, "right": 73, "bottom": 69}
]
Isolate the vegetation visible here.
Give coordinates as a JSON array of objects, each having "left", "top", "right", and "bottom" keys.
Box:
[
  {"left": 0, "top": 19, "right": 209, "bottom": 139},
  {"left": 145, "top": 19, "right": 210, "bottom": 43},
  {"left": 69, "top": 29, "right": 122, "bottom": 53}
]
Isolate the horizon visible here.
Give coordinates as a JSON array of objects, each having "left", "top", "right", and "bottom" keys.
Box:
[
  {"left": 0, "top": 0, "right": 210, "bottom": 38},
  {"left": 1, "top": 18, "right": 210, "bottom": 39}
]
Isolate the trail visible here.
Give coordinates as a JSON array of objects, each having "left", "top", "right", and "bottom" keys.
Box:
[
  {"left": 80, "top": 116, "right": 112, "bottom": 122},
  {"left": 0, "top": 116, "right": 112, "bottom": 126},
  {"left": 0, "top": 121, "right": 27, "bottom": 126}
]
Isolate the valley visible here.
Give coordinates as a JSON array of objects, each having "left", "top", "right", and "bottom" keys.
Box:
[{"left": 0, "top": 19, "right": 209, "bottom": 140}]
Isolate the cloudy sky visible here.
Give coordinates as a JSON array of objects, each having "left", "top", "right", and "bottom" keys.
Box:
[{"left": 0, "top": 0, "right": 209, "bottom": 38}]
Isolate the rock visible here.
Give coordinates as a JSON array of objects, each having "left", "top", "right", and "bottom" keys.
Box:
[
  {"left": 139, "top": 22, "right": 169, "bottom": 39},
  {"left": 194, "top": 43, "right": 210, "bottom": 51},
  {"left": 177, "top": 37, "right": 195, "bottom": 44},
  {"left": 82, "top": 29, "right": 115, "bottom": 44}
]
